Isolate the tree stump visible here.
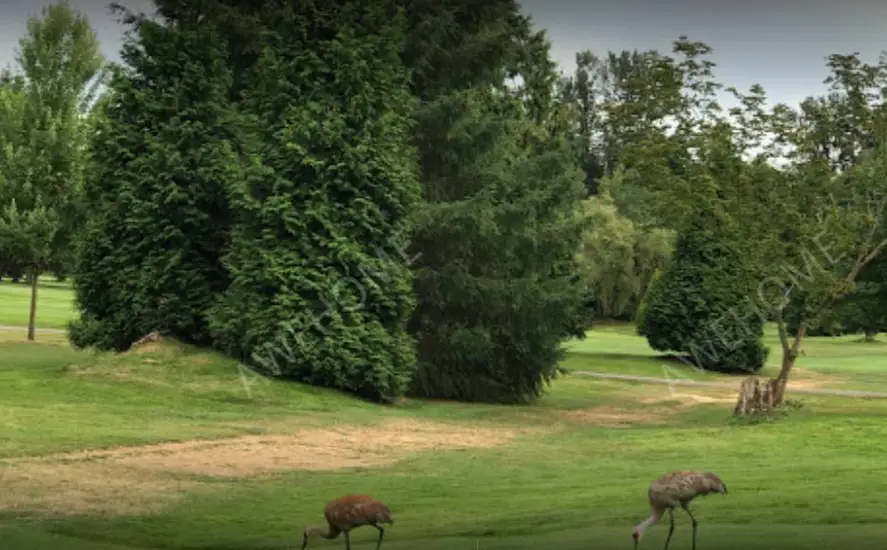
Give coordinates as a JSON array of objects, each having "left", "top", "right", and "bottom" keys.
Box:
[
  {"left": 130, "top": 331, "right": 163, "bottom": 352},
  {"left": 733, "top": 376, "right": 778, "bottom": 416}
]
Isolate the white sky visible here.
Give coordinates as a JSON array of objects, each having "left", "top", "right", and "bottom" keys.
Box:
[{"left": 3, "top": 0, "right": 886, "bottom": 112}]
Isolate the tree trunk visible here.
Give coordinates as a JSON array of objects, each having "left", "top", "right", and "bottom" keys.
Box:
[
  {"left": 770, "top": 352, "right": 797, "bottom": 406},
  {"left": 771, "top": 321, "right": 805, "bottom": 406},
  {"left": 27, "top": 267, "right": 38, "bottom": 342},
  {"left": 733, "top": 317, "right": 804, "bottom": 416},
  {"left": 864, "top": 329, "right": 878, "bottom": 342},
  {"left": 733, "top": 376, "right": 778, "bottom": 416}
]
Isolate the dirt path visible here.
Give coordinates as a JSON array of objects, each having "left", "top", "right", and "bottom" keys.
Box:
[
  {"left": 0, "top": 325, "right": 65, "bottom": 333},
  {"left": 0, "top": 418, "right": 533, "bottom": 515},
  {"left": 572, "top": 370, "right": 887, "bottom": 398}
]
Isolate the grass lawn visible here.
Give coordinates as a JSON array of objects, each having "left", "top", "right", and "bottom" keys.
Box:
[
  {"left": 2, "top": 323, "right": 887, "bottom": 550},
  {"left": 0, "top": 277, "right": 76, "bottom": 330},
  {"left": 564, "top": 320, "right": 887, "bottom": 393},
  {"left": 3, "top": 289, "right": 887, "bottom": 548}
]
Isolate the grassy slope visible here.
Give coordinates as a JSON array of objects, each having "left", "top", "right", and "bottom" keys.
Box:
[{"left": 2, "top": 287, "right": 887, "bottom": 549}]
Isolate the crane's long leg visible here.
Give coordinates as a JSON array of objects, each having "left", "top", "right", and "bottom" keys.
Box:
[
  {"left": 374, "top": 525, "right": 385, "bottom": 550},
  {"left": 344, "top": 531, "right": 351, "bottom": 550},
  {"left": 662, "top": 508, "right": 675, "bottom": 550},
  {"left": 681, "top": 504, "right": 698, "bottom": 550}
]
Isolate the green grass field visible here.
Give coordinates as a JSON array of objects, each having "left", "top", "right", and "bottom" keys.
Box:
[
  {"left": 2, "top": 284, "right": 887, "bottom": 549},
  {"left": 0, "top": 277, "right": 76, "bottom": 329}
]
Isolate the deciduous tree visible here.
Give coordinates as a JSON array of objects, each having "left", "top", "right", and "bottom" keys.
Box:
[
  {"left": 0, "top": 2, "right": 103, "bottom": 340},
  {"left": 729, "top": 52, "right": 887, "bottom": 412},
  {"left": 575, "top": 187, "right": 673, "bottom": 320}
]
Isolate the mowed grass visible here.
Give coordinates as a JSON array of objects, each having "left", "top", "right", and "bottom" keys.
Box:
[
  {"left": 564, "top": 320, "right": 887, "bottom": 393},
  {"left": 0, "top": 277, "right": 76, "bottom": 329},
  {"left": 2, "top": 288, "right": 887, "bottom": 548},
  {"left": 1, "top": 341, "right": 887, "bottom": 548},
  {"left": 3, "top": 279, "right": 886, "bottom": 390}
]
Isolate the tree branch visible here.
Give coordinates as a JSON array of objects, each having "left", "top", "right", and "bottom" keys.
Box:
[
  {"left": 862, "top": 235, "right": 887, "bottom": 267},
  {"left": 775, "top": 309, "right": 791, "bottom": 355},
  {"left": 809, "top": 235, "right": 887, "bottom": 326},
  {"left": 790, "top": 322, "right": 806, "bottom": 357},
  {"left": 832, "top": 191, "right": 887, "bottom": 295}
]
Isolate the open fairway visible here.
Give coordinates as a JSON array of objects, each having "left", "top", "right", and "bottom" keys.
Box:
[
  {"left": 0, "top": 278, "right": 76, "bottom": 330},
  {"left": 564, "top": 320, "right": 887, "bottom": 393},
  {"left": 2, "top": 305, "right": 887, "bottom": 549}
]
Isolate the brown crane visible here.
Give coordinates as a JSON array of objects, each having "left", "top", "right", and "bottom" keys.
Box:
[
  {"left": 631, "top": 471, "right": 727, "bottom": 550},
  {"left": 301, "top": 494, "right": 394, "bottom": 550}
]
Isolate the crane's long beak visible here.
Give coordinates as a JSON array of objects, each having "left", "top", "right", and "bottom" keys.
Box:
[{"left": 633, "top": 540, "right": 638, "bottom": 550}]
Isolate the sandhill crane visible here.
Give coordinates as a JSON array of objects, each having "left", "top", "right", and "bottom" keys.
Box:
[
  {"left": 301, "top": 494, "right": 394, "bottom": 550},
  {"left": 632, "top": 471, "right": 727, "bottom": 550}
]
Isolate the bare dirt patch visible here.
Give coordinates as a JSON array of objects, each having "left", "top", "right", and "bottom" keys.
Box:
[
  {"left": 1, "top": 418, "right": 526, "bottom": 516},
  {"left": 641, "top": 390, "right": 736, "bottom": 407},
  {"left": 559, "top": 405, "right": 673, "bottom": 427},
  {"left": 556, "top": 383, "right": 747, "bottom": 426},
  {"left": 9, "top": 419, "right": 527, "bottom": 478},
  {"left": 787, "top": 369, "right": 835, "bottom": 390},
  {"left": 0, "top": 461, "right": 198, "bottom": 515}
]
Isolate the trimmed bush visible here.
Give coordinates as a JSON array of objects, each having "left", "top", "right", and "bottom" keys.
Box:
[{"left": 637, "top": 212, "right": 768, "bottom": 374}]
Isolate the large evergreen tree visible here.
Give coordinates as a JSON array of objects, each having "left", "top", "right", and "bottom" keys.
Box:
[
  {"left": 69, "top": 5, "right": 239, "bottom": 350},
  {"left": 403, "top": 5, "right": 589, "bottom": 403},
  {"left": 637, "top": 207, "right": 768, "bottom": 374},
  {"left": 635, "top": 117, "right": 770, "bottom": 374},
  {"left": 207, "top": 0, "right": 420, "bottom": 403}
]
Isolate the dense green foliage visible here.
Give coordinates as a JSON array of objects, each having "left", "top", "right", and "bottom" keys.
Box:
[
  {"left": 633, "top": 268, "right": 662, "bottom": 330},
  {"left": 4, "top": 0, "right": 886, "bottom": 403},
  {"left": 69, "top": 8, "right": 239, "bottom": 349},
  {"left": 407, "top": 87, "right": 588, "bottom": 403},
  {"left": 208, "top": 1, "right": 420, "bottom": 402},
  {"left": 576, "top": 190, "right": 673, "bottom": 320},
  {"left": 0, "top": 74, "right": 29, "bottom": 283},
  {"left": 787, "top": 242, "right": 887, "bottom": 339},
  {"left": 638, "top": 212, "right": 769, "bottom": 373},
  {"left": 403, "top": 5, "right": 589, "bottom": 403},
  {"left": 3, "top": 4, "right": 104, "bottom": 263},
  {"left": 0, "top": 3, "right": 104, "bottom": 338},
  {"left": 840, "top": 251, "right": 887, "bottom": 339}
]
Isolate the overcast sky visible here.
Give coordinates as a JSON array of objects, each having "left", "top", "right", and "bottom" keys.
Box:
[{"left": 2, "top": 0, "right": 887, "bottom": 110}]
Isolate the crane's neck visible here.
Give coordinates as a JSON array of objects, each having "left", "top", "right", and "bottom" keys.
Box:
[
  {"left": 306, "top": 524, "right": 340, "bottom": 540},
  {"left": 635, "top": 508, "right": 664, "bottom": 537}
]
